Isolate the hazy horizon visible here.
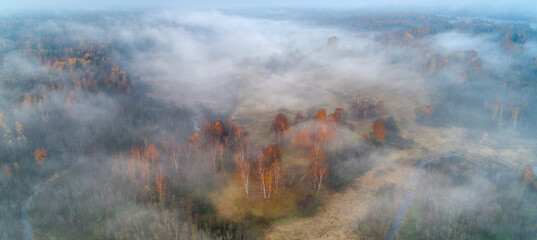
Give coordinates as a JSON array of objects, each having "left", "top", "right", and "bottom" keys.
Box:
[
  {"left": 2, "top": 2, "right": 537, "bottom": 240},
  {"left": 2, "top": 0, "right": 537, "bottom": 19}
]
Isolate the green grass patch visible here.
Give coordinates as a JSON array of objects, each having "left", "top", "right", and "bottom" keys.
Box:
[{"left": 399, "top": 204, "right": 421, "bottom": 240}]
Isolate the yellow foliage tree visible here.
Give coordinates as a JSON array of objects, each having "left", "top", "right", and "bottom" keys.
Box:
[{"left": 34, "top": 148, "right": 47, "bottom": 165}]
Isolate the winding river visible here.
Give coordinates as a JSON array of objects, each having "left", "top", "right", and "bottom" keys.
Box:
[
  {"left": 21, "top": 169, "right": 67, "bottom": 240},
  {"left": 385, "top": 153, "right": 481, "bottom": 240}
]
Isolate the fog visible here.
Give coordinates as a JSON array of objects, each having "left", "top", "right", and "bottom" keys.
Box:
[{"left": 1, "top": 6, "right": 537, "bottom": 240}]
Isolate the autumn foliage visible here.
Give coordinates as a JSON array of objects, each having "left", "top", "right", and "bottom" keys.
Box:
[
  {"left": 154, "top": 173, "right": 169, "bottom": 202},
  {"left": 373, "top": 120, "right": 387, "bottom": 142},
  {"left": 255, "top": 145, "right": 285, "bottom": 199},
  {"left": 34, "top": 148, "right": 48, "bottom": 165},
  {"left": 315, "top": 109, "right": 327, "bottom": 122},
  {"left": 126, "top": 144, "right": 161, "bottom": 183},
  {"left": 146, "top": 143, "right": 160, "bottom": 163},
  {"left": 271, "top": 112, "right": 290, "bottom": 144}
]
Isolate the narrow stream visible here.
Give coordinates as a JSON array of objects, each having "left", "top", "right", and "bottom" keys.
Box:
[
  {"left": 385, "top": 153, "right": 481, "bottom": 240},
  {"left": 21, "top": 191, "right": 39, "bottom": 240},
  {"left": 20, "top": 168, "right": 68, "bottom": 240}
]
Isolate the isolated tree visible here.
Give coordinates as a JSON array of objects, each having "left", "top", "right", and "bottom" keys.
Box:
[
  {"left": 423, "top": 106, "right": 434, "bottom": 121},
  {"left": 308, "top": 160, "right": 328, "bottom": 194},
  {"left": 373, "top": 120, "right": 387, "bottom": 142},
  {"left": 255, "top": 149, "right": 269, "bottom": 198},
  {"left": 271, "top": 112, "right": 290, "bottom": 144},
  {"left": 264, "top": 168, "right": 276, "bottom": 199},
  {"left": 255, "top": 145, "right": 284, "bottom": 199},
  {"left": 315, "top": 108, "right": 327, "bottom": 122},
  {"left": 154, "top": 173, "right": 169, "bottom": 202},
  {"left": 234, "top": 150, "right": 250, "bottom": 195},
  {"left": 34, "top": 148, "right": 48, "bottom": 165},
  {"left": 524, "top": 165, "right": 533, "bottom": 185},
  {"left": 272, "top": 160, "right": 285, "bottom": 195}
]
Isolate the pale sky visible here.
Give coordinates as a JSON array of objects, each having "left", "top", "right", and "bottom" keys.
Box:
[{"left": 0, "top": 0, "right": 536, "bottom": 18}]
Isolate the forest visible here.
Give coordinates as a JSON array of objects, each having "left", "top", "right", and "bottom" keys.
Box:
[{"left": 1, "top": 5, "right": 537, "bottom": 240}]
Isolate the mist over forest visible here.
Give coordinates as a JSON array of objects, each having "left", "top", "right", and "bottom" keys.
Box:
[{"left": 1, "top": 2, "right": 537, "bottom": 240}]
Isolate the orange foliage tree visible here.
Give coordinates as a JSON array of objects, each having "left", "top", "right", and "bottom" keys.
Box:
[
  {"left": 255, "top": 145, "right": 285, "bottom": 199},
  {"left": 373, "top": 120, "right": 387, "bottom": 142},
  {"left": 315, "top": 109, "right": 327, "bottom": 122},
  {"left": 265, "top": 144, "right": 282, "bottom": 163},
  {"left": 264, "top": 168, "right": 276, "bottom": 199},
  {"left": 34, "top": 148, "right": 48, "bottom": 165},
  {"left": 190, "top": 131, "right": 202, "bottom": 147},
  {"left": 154, "top": 173, "right": 169, "bottom": 202},
  {"left": 145, "top": 143, "right": 160, "bottom": 163},
  {"left": 271, "top": 112, "right": 290, "bottom": 144},
  {"left": 126, "top": 143, "right": 161, "bottom": 183}
]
